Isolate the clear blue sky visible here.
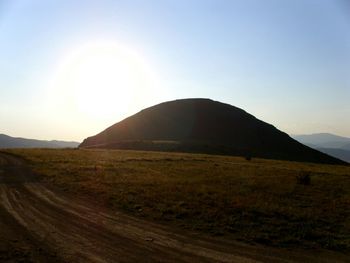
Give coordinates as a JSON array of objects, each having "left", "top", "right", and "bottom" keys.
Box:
[{"left": 0, "top": 0, "right": 349, "bottom": 141}]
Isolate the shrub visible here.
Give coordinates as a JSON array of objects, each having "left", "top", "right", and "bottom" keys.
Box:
[{"left": 296, "top": 171, "right": 311, "bottom": 185}]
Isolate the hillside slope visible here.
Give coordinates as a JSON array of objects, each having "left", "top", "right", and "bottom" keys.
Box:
[{"left": 80, "top": 99, "right": 345, "bottom": 164}]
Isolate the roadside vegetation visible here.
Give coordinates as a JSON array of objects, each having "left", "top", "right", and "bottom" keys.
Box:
[{"left": 5, "top": 148, "right": 350, "bottom": 251}]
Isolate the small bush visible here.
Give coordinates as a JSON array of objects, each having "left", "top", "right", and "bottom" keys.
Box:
[{"left": 296, "top": 171, "right": 311, "bottom": 185}]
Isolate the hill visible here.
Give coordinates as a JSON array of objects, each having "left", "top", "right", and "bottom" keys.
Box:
[
  {"left": 0, "top": 134, "right": 79, "bottom": 149},
  {"left": 292, "top": 133, "right": 350, "bottom": 163},
  {"left": 316, "top": 148, "right": 350, "bottom": 163},
  {"left": 292, "top": 133, "right": 350, "bottom": 149},
  {"left": 343, "top": 143, "right": 350, "bottom": 151},
  {"left": 80, "top": 98, "right": 345, "bottom": 164}
]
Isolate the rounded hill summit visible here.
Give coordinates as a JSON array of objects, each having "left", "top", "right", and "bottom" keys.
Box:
[{"left": 80, "top": 98, "right": 344, "bottom": 164}]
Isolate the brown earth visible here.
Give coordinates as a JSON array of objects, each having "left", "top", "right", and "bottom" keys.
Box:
[{"left": 0, "top": 152, "right": 348, "bottom": 262}]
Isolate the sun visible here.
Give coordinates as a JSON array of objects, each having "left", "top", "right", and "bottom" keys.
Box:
[{"left": 52, "top": 41, "right": 159, "bottom": 120}]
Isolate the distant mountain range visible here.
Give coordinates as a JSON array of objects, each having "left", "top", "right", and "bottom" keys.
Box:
[
  {"left": 0, "top": 134, "right": 79, "bottom": 149},
  {"left": 292, "top": 133, "right": 350, "bottom": 150},
  {"left": 292, "top": 133, "right": 350, "bottom": 163},
  {"left": 80, "top": 98, "right": 345, "bottom": 165}
]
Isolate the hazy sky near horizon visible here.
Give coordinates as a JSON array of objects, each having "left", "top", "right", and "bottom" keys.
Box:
[{"left": 1, "top": 0, "right": 349, "bottom": 141}]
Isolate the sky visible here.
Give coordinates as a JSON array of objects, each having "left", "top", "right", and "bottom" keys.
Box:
[{"left": 0, "top": 0, "right": 349, "bottom": 142}]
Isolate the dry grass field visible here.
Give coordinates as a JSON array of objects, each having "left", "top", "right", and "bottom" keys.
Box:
[{"left": 5, "top": 148, "right": 350, "bottom": 251}]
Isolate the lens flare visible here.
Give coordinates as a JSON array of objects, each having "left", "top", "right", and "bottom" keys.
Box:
[{"left": 51, "top": 41, "right": 160, "bottom": 120}]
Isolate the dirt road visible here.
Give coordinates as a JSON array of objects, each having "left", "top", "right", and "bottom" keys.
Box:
[{"left": 0, "top": 152, "right": 348, "bottom": 263}]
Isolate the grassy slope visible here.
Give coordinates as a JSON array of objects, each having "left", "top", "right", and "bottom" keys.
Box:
[{"left": 6, "top": 148, "right": 350, "bottom": 251}]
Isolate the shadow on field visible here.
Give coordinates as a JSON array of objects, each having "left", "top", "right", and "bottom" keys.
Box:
[{"left": 0, "top": 152, "right": 40, "bottom": 184}]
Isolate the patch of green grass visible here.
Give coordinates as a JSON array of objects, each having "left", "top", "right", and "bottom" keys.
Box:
[{"left": 6, "top": 148, "right": 350, "bottom": 250}]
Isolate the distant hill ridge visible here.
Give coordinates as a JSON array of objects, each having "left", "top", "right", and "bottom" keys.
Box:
[
  {"left": 80, "top": 98, "right": 346, "bottom": 164},
  {"left": 292, "top": 133, "right": 350, "bottom": 150},
  {"left": 0, "top": 134, "right": 79, "bottom": 149},
  {"left": 316, "top": 148, "right": 350, "bottom": 163},
  {"left": 292, "top": 133, "right": 350, "bottom": 163}
]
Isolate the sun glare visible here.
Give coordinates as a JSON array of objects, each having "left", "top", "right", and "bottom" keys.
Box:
[{"left": 51, "top": 41, "right": 159, "bottom": 120}]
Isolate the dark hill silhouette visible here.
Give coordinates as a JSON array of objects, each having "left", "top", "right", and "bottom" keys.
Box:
[{"left": 80, "top": 99, "right": 346, "bottom": 164}]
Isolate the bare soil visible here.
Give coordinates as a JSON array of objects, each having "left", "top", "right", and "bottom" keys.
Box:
[{"left": 0, "top": 152, "right": 348, "bottom": 262}]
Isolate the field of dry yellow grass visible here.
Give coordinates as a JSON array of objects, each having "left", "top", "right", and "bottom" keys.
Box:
[{"left": 5, "top": 148, "right": 350, "bottom": 251}]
